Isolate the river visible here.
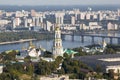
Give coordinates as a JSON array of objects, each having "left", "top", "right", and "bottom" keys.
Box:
[{"left": 0, "top": 32, "right": 120, "bottom": 53}]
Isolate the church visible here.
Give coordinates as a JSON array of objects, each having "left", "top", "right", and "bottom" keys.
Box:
[{"left": 52, "top": 25, "right": 64, "bottom": 58}]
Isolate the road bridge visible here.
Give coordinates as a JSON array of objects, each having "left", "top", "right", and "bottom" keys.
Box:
[{"left": 61, "top": 32, "right": 120, "bottom": 44}]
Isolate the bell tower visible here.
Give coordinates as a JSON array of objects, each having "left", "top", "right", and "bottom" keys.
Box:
[{"left": 52, "top": 25, "right": 63, "bottom": 58}]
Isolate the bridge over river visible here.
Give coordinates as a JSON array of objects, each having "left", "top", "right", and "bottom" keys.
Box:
[{"left": 61, "top": 32, "right": 120, "bottom": 44}]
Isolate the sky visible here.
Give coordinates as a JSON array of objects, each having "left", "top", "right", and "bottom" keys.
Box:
[{"left": 0, "top": 0, "right": 120, "bottom": 5}]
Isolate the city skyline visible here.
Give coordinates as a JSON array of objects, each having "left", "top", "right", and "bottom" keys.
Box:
[{"left": 0, "top": 0, "right": 120, "bottom": 6}]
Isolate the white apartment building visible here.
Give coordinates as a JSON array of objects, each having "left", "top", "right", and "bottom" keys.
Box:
[
  {"left": 0, "top": 19, "right": 10, "bottom": 25},
  {"left": 55, "top": 12, "right": 65, "bottom": 24},
  {"left": 80, "top": 22, "right": 102, "bottom": 30},
  {"left": 71, "top": 16, "right": 75, "bottom": 25},
  {"left": 46, "top": 21, "right": 53, "bottom": 31},
  {"left": 107, "top": 22, "right": 118, "bottom": 30}
]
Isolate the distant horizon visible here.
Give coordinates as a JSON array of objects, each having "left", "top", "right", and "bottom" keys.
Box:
[
  {"left": 0, "top": 4, "right": 120, "bottom": 12},
  {"left": 0, "top": 4, "right": 120, "bottom": 6},
  {"left": 0, "top": 0, "right": 120, "bottom": 6}
]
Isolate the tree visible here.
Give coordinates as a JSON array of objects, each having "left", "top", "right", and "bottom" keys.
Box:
[
  {"left": 0, "top": 72, "right": 20, "bottom": 80},
  {"left": 73, "top": 47, "right": 87, "bottom": 56},
  {"left": 26, "top": 63, "right": 34, "bottom": 75},
  {"left": 105, "top": 48, "right": 116, "bottom": 54},
  {"left": 108, "top": 69, "right": 115, "bottom": 79},
  {"left": 95, "top": 64, "right": 102, "bottom": 73},
  {"left": 69, "top": 74, "right": 78, "bottom": 79},
  {"left": 57, "top": 68, "right": 65, "bottom": 74},
  {"left": 74, "top": 66, "right": 80, "bottom": 73},
  {"left": 43, "top": 51, "right": 52, "bottom": 57},
  {"left": 78, "top": 72, "right": 86, "bottom": 79},
  {"left": 24, "top": 56, "right": 31, "bottom": 62},
  {"left": 94, "top": 73, "right": 104, "bottom": 79},
  {"left": 55, "top": 56, "right": 63, "bottom": 63},
  {"left": 63, "top": 53, "right": 69, "bottom": 58},
  {"left": 35, "top": 61, "right": 52, "bottom": 75}
]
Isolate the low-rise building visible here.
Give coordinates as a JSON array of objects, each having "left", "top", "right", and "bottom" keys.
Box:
[
  {"left": 41, "top": 57, "right": 55, "bottom": 62},
  {"left": 40, "top": 75, "right": 69, "bottom": 80},
  {"left": 107, "top": 22, "right": 118, "bottom": 30},
  {"left": 79, "top": 22, "right": 102, "bottom": 30},
  {"left": 75, "top": 54, "right": 120, "bottom": 73}
]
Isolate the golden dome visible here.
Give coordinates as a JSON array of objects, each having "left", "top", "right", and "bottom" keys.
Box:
[
  {"left": 55, "top": 27, "right": 60, "bottom": 31},
  {"left": 55, "top": 24, "right": 60, "bottom": 31},
  {"left": 29, "top": 41, "right": 35, "bottom": 48}
]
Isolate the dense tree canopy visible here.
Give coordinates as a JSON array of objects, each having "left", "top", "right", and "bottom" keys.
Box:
[{"left": 0, "top": 31, "right": 53, "bottom": 42}]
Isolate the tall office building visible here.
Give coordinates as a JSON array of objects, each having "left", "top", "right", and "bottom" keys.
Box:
[{"left": 52, "top": 25, "right": 63, "bottom": 58}]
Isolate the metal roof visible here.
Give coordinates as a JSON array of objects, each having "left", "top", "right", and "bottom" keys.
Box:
[{"left": 74, "top": 54, "right": 120, "bottom": 67}]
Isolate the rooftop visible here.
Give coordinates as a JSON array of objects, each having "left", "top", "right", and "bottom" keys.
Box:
[
  {"left": 74, "top": 54, "right": 120, "bottom": 67},
  {"left": 64, "top": 49, "right": 78, "bottom": 55}
]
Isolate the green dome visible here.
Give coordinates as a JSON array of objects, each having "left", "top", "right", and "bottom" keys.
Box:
[{"left": 64, "top": 49, "right": 78, "bottom": 55}]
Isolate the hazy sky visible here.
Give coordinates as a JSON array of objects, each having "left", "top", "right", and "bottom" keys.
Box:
[{"left": 0, "top": 0, "right": 120, "bottom": 5}]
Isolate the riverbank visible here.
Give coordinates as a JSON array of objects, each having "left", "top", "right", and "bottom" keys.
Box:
[
  {"left": 0, "top": 31, "right": 53, "bottom": 43},
  {"left": 0, "top": 39, "right": 36, "bottom": 45}
]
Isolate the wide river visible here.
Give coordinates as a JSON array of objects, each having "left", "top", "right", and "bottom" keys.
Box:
[{"left": 0, "top": 32, "right": 120, "bottom": 53}]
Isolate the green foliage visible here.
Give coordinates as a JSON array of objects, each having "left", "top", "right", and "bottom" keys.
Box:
[
  {"left": 108, "top": 69, "right": 115, "bottom": 79},
  {"left": 0, "top": 72, "right": 20, "bottom": 80},
  {"left": 69, "top": 74, "right": 79, "bottom": 79},
  {"left": 24, "top": 56, "right": 31, "bottom": 62},
  {"left": 69, "top": 72, "right": 86, "bottom": 79},
  {"left": 72, "top": 47, "right": 87, "bottom": 56},
  {"left": 35, "top": 61, "right": 53, "bottom": 75},
  {"left": 63, "top": 53, "right": 69, "bottom": 58},
  {"left": 57, "top": 68, "right": 65, "bottom": 74},
  {"left": 62, "top": 58, "right": 93, "bottom": 79},
  {"left": 86, "top": 44, "right": 100, "bottom": 49},
  {"left": 78, "top": 72, "right": 86, "bottom": 79},
  {"left": 25, "top": 63, "right": 34, "bottom": 76},
  {"left": 35, "top": 56, "right": 63, "bottom": 75},
  {"left": 0, "top": 31, "right": 53, "bottom": 42},
  {"left": 105, "top": 44, "right": 120, "bottom": 54},
  {"left": 95, "top": 64, "right": 102, "bottom": 73},
  {"left": 94, "top": 51, "right": 103, "bottom": 55},
  {"left": 0, "top": 47, "right": 94, "bottom": 79},
  {"left": 2, "top": 63, "right": 24, "bottom": 80},
  {"left": 105, "top": 48, "right": 116, "bottom": 54},
  {"left": 93, "top": 73, "right": 104, "bottom": 79},
  {"left": 3, "top": 62, "right": 34, "bottom": 79},
  {"left": 5, "top": 63, "right": 24, "bottom": 74},
  {"left": 43, "top": 51, "right": 52, "bottom": 57},
  {"left": 1, "top": 50, "right": 18, "bottom": 62},
  {"left": 107, "top": 44, "right": 120, "bottom": 51},
  {"left": 55, "top": 56, "right": 63, "bottom": 64}
]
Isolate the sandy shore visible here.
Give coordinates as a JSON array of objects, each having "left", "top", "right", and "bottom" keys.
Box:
[{"left": 0, "top": 39, "right": 36, "bottom": 45}]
